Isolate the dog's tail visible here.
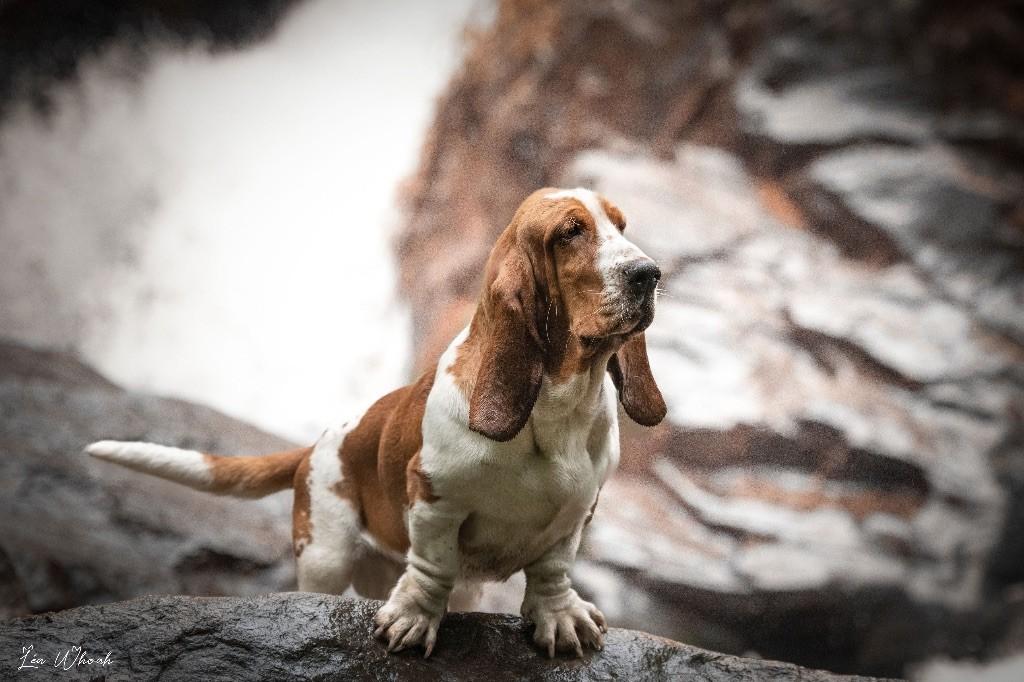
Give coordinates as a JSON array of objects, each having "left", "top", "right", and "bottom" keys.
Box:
[{"left": 84, "top": 440, "right": 312, "bottom": 498}]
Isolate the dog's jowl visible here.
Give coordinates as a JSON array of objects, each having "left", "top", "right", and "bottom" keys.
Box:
[{"left": 86, "top": 187, "right": 666, "bottom": 658}]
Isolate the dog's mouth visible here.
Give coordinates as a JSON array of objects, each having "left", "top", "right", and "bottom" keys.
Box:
[
  {"left": 573, "top": 286, "right": 657, "bottom": 348},
  {"left": 578, "top": 300, "right": 656, "bottom": 348}
]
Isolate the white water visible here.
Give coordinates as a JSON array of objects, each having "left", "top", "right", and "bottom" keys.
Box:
[{"left": 0, "top": 0, "right": 480, "bottom": 441}]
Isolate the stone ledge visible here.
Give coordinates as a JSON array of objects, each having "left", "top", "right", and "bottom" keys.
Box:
[{"left": 1, "top": 593, "right": 894, "bottom": 680}]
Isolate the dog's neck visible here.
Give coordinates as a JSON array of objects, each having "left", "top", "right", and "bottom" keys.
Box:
[{"left": 535, "top": 349, "right": 613, "bottom": 420}]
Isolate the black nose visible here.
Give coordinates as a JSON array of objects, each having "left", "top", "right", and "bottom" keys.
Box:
[{"left": 622, "top": 260, "right": 661, "bottom": 293}]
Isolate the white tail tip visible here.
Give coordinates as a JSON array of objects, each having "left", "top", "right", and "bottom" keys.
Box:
[
  {"left": 84, "top": 440, "right": 132, "bottom": 460},
  {"left": 84, "top": 439, "right": 213, "bottom": 487}
]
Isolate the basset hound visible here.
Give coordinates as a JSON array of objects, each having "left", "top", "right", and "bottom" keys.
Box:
[{"left": 86, "top": 187, "right": 665, "bottom": 658}]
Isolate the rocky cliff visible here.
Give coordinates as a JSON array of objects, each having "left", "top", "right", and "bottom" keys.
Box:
[
  {"left": 0, "top": 0, "right": 301, "bottom": 118},
  {"left": 397, "top": 0, "right": 1024, "bottom": 676},
  {"left": 0, "top": 593, "right": 889, "bottom": 681},
  {"left": 0, "top": 340, "right": 296, "bottom": 618},
  {"left": 0, "top": 341, "right": 900, "bottom": 681}
]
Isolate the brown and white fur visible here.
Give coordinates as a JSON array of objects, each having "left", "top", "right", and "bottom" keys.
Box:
[{"left": 86, "top": 187, "right": 666, "bottom": 658}]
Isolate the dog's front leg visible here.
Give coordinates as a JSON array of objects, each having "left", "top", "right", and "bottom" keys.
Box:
[
  {"left": 373, "top": 499, "right": 466, "bottom": 656},
  {"left": 520, "top": 525, "right": 607, "bottom": 658}
]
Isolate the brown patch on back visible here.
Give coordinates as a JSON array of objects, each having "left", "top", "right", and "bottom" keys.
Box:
[
  {"left": 205, "top": 446, "right": 311, "bottom": 498},
  {"left": 338, "top": 367, "right": 437, "bottom": 554},
  {"left": 331, "top": 465, "right": 357, "bottom": 502},
  {"left": 291, "top": 455, "right": 312, "bottom": 557}
]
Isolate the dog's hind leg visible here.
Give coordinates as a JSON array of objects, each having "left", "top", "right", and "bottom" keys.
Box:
[{"left": 292, "top": 426, "right": 361, "bottom": 594}]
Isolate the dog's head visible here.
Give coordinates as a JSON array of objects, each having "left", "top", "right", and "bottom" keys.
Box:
[{"left": 468, "top": 187, "right": 666, "bottom": 441}]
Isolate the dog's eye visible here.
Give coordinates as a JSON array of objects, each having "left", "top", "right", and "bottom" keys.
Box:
[
  {"left": 560, "top": 221, "right": 583, "bottom": 243},
  {"left": 617, "top": 221, "right": 626, "bottom": 232}
]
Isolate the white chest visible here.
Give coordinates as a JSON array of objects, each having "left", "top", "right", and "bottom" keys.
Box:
[{"left": 422, "top": 364, "right": 619, "bottom": 579}]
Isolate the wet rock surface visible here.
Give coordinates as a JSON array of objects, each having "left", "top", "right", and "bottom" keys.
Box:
[
  {"left": 398, "top": 0, "right": 1024, "bottom": 676},
  {"left": 0, "top": 340, "right": 296, "bottom": 618},
  {"left": 0, "top": 593, "right": 889, "bottom": 681}
]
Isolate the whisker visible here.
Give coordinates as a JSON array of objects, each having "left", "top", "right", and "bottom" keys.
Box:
[{"left": 544, "top": 299, "right": 552, "bottom": 347}]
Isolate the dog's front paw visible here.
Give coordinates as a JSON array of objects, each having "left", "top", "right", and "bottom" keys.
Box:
[
  {"left": 523, "top": 589, "right": 607, "bottom": 658},
  {"left": 373, "top": 594, "right": 443, "bottom": 657}
]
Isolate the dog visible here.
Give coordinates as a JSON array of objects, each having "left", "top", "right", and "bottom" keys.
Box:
[{"left": 86, "top": 187, "right": 665, "bottom": 658}]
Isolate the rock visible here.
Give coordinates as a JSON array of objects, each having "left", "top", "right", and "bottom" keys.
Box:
[
  {"left": 808, "top": 145, "right": 1024, "bottom": 342},
  {"left": 732, "top": 1, "right": 1024, "bottom": 147},
  {"left": 915, "top": 653, "right": 1024, "bottom": 682},
  {"left": 736, "top": 62, "right": 935, "bottom": 145},
  {"left": 561, "top": 144, "right": 1018, "bottom": 674},
  {"left": 0, "top": 340, "right": 296, "bottom": 616},
  {"left": 0, "top": 0, "right": 302, "bottom": 119},
  {"left": 396, "top": 0, "right": 1024, "bottom": 676},
  {"left": 0, "top": 593, "right": 890, "bottom": 681}
]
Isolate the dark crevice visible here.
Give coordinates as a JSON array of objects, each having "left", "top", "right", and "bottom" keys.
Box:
[
  {"left": 653, "top": 476, "right": 776, "bottom": 544},
  {"left": 174, "top": 548, "right": 275, "bottom": 577},
  {"left": 662, "top": 421, "right": 931, "bottom": 500},
  {"left": 782, "top": 174, "right": 908, "bottom": 267},
  {"left": 0, "top": 545, "right": 30, "bottom": 618},
  {"left": 740, "top": 133, "right": 920, "bottom": 182},
  {"left": 659, "top": 234, "right": 754, "bottom": 280},
  {"left": 784, "top": 317, "right": 924, "bottom": 392}
]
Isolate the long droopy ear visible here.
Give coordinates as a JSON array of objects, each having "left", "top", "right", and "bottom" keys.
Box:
[
  {"left": 607, "top": 332, "right": 666, "bottom": 426},
  {"left": 468, "top": 243, "right": 544, "bottom": 442}
]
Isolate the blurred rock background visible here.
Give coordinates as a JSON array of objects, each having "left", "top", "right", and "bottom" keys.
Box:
[
  {"left": 0, "top": 341, "right": 295, "bottom": 619},
  {"left": 397, "top": 0, "right": 1024, "bottom": 676},
  {"left": 1, "top": 0, "right": 1022, "bottom": 678}
]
